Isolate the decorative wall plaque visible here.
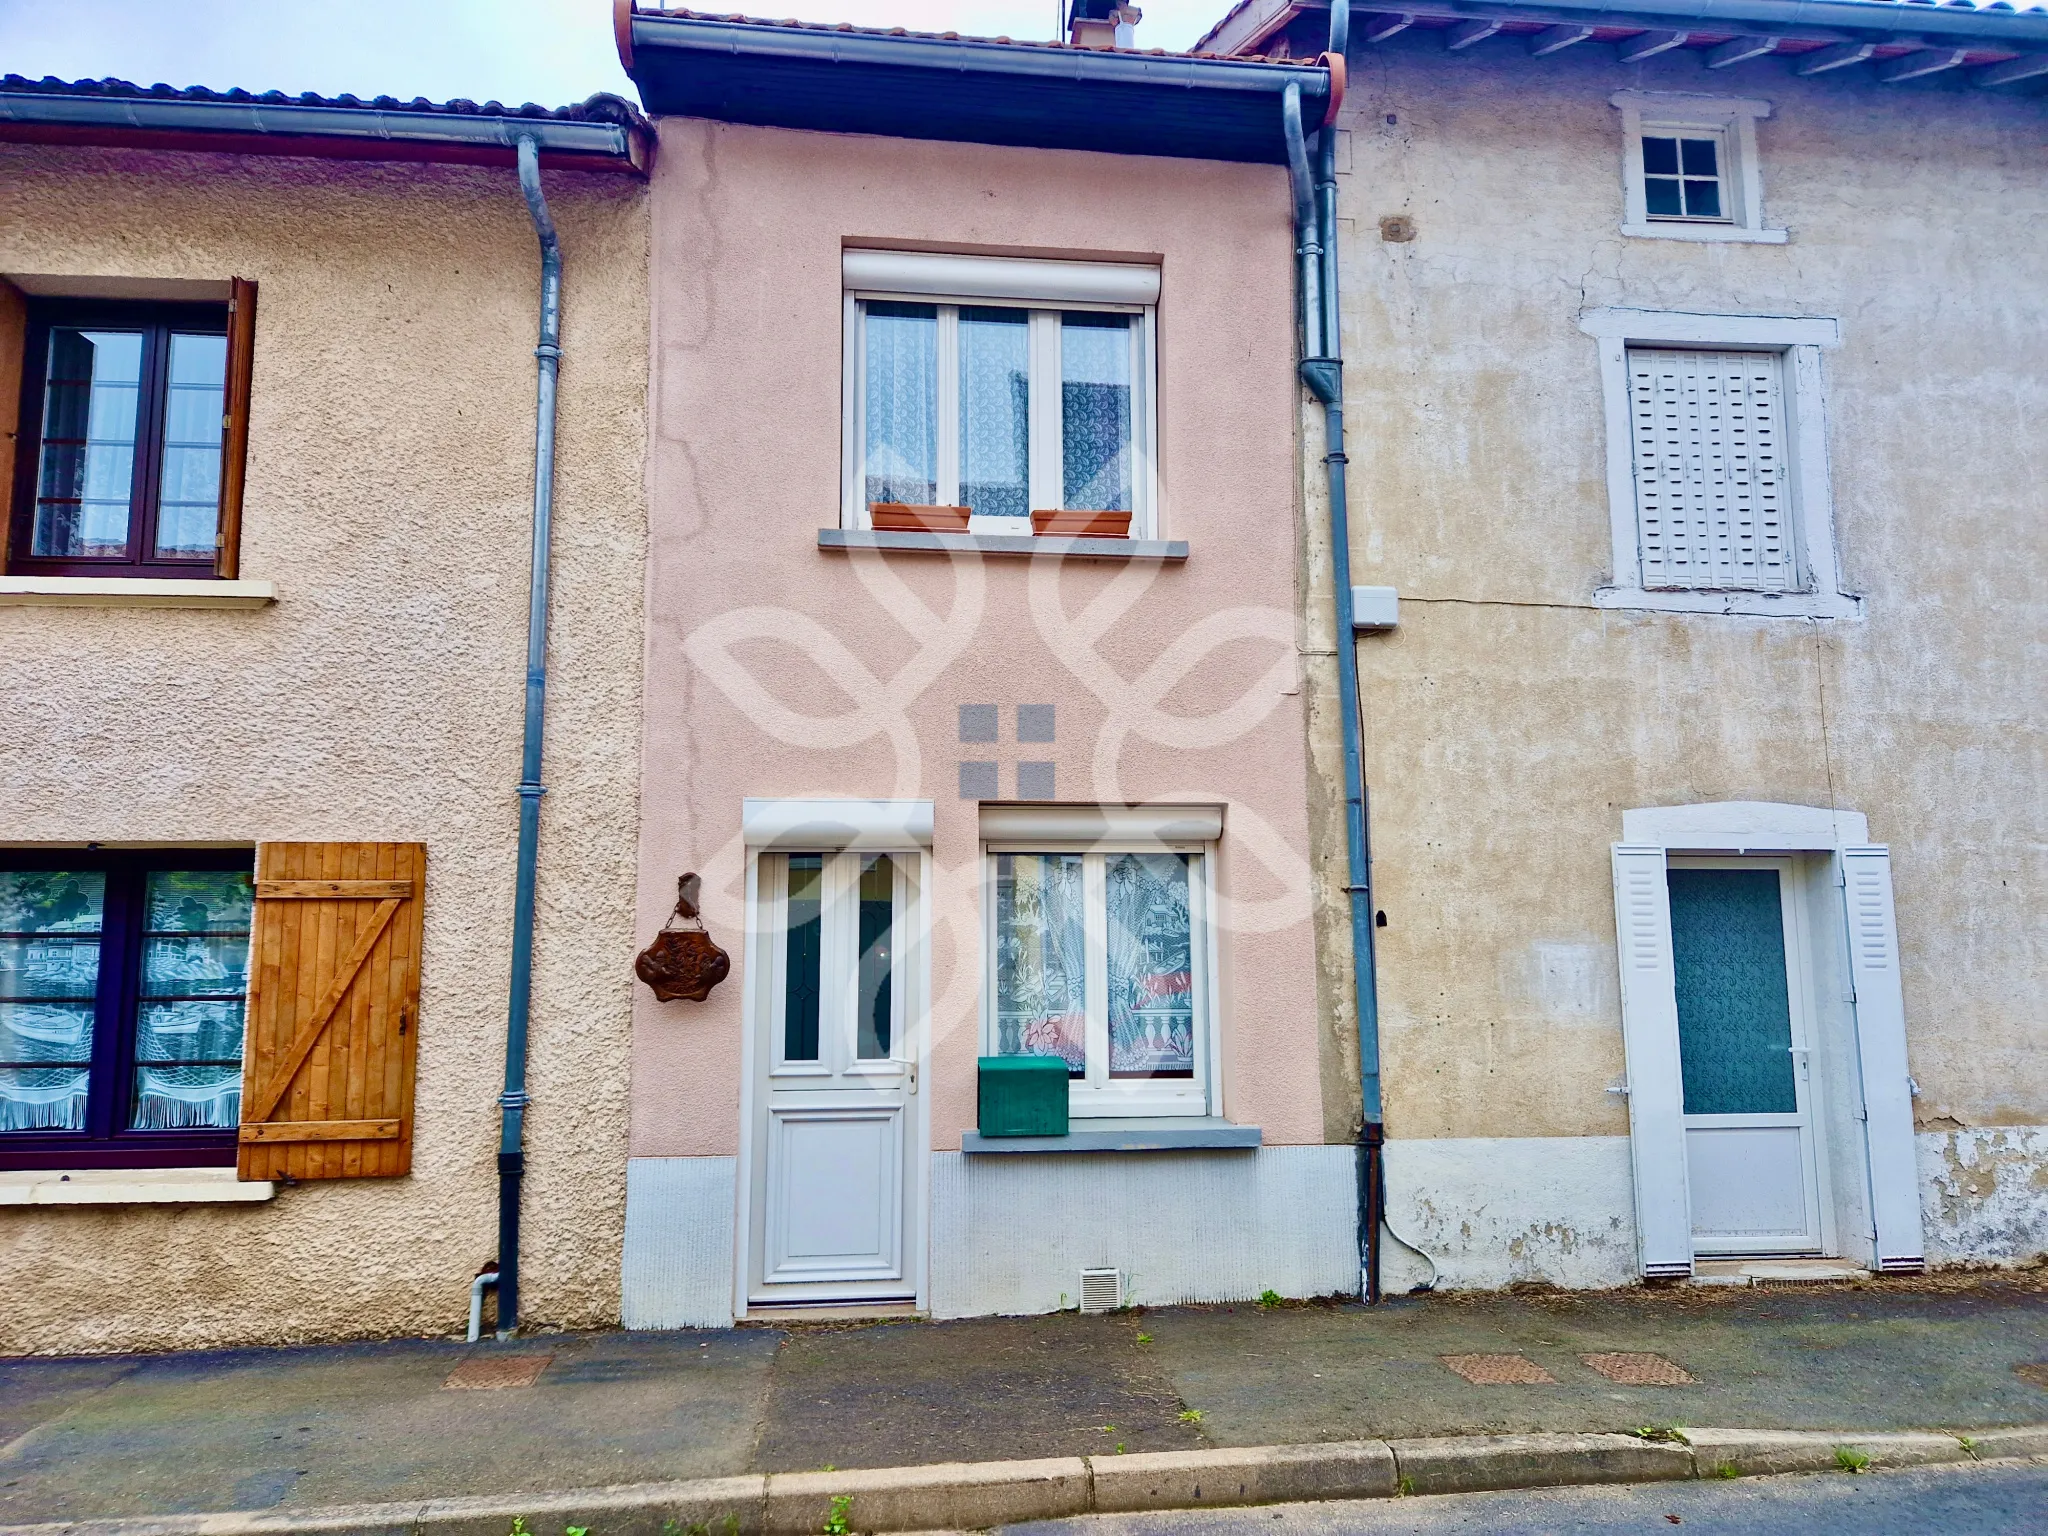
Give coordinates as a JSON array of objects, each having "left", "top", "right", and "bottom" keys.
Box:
[{"left": 634, "top": 873, "right": 730, "bottom": 1002}]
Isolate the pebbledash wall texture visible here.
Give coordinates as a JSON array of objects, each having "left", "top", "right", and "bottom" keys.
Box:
[
  {"left": 0, "top": 144, "right": 649, "bottom": 1353},
  {"left": 1287, "top": 39, "right": 2046, "bottom": 1288}
]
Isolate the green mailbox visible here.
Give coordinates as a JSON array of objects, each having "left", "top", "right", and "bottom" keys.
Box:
[{"left": 977, "top": 1055, "right": 1070, "bottom": 1137}]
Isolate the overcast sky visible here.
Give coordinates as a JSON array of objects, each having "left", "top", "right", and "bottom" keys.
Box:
[{"left": 0, "top": 1, "right": 1230, "bottom": 107}]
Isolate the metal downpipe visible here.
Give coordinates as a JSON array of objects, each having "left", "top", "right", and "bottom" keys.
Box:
[
  {"left": 1285, "top": 28, "right": 1384, "bottom": 1305},
  {"left": 498, "top": 133, "right": 563, "bottom": 1337},
  {"left": 1281, "top": 83, "right": 1321, "bottom": 360}
]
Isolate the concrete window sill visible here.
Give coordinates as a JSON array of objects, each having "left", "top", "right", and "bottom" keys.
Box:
[
  {"left": 0, "top": 1167, "right": 275, "bottom": 1205},
  {"left": 1619, "top": 222, "right": 1789, "bottom": 245},
  {"left": 961, "top": 1117, "right": 1260, "bottom": 1154},
  {"left": 819, "top": 530, "right": 1188, "bottom": 563},
  {"left": 1594, "top": 585, "right": 1862, "bottom": 620},
  {"left": 0, "top": 577, "right": 278, "bottom": 609}
]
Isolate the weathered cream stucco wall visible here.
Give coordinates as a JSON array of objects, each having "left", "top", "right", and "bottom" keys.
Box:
[
  {"left": 1301, "top": 44, "right": 2044, "bottom": 1269},
  {"left": 0, "top": 145, "right": 649, "bottom": 1352}
]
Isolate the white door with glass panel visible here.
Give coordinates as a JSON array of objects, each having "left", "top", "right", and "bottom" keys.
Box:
[
  {"left": 1668, "top": 859, "right": 1827, "bottom": 1254},
  {"left": 749, "top": 851, "right": 918, "bottom": 1305}
]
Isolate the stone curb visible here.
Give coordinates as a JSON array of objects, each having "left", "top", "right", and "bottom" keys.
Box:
[{"left": 5, "top": 1425, "right": 2039, "bottom": 1536}]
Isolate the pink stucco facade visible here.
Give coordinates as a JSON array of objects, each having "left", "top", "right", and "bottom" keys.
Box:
[{"left": 631, "top": 120, "right": 1323, "bottom": 1177}]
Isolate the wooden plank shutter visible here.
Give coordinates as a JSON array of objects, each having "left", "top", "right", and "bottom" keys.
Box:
[
  {"left": 1627, "top": 348, "right": 1793, "bottom": 594},
  {"left": 0, "top": 275, "right": 26, "bottom": 567},
  {"left": 1611, "top": 844, "right": 1694, "bottom": 1278},
  {"left": 1839, "top": 846, "right": 1927, "bottom": 1272},
  {"left": 238, "top": 842, "right": 424, "bottom": 1181},
  {"left": 214, "top": 276, "right": 257, "bottom": 580}
]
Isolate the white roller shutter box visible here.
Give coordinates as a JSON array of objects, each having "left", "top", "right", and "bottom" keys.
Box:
[
  {"left": 1611, "top": 844, "right": 1694, "bottom": 1278},
  {"left": 1628, "top": 348, "right": 1796, "bottom": 593},
  {"left": 1839, "top": 846, "right": 1926, "bottom": 1272}
]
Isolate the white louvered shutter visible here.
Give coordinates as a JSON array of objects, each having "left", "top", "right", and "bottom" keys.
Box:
[
  {"left": 1611, "top": 845, "right": 1694, "bottom": 1278},
  {"left": 1627, "top": 349, "right": 1796, "bottom": 593},
  {"left": 1839, "top": 846, "right": 1927, "bottom": 1272}
]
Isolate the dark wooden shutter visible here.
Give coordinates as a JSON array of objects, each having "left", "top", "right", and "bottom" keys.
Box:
[
  {"left": 0, "top": 276, "right": 26, "bottom": 567},
  {"left": 238, "top": 842, "right": 424, "bottom": 1181},
  {"left": 215, "top": 276, "right": 257, "bottom": 579}
]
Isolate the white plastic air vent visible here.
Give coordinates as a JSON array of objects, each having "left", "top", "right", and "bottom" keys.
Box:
[{"left": 1079, "top": 1267, "right": 1123, "bottom": 1314}]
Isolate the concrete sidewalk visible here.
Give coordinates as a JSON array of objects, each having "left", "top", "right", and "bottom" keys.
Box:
[{"left": 2, "top": 1275, "right": 2043, "bottom": 1527}]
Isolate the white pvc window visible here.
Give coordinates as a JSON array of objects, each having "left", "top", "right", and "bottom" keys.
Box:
[
  {"left": 1612, "top": 92, "right": 1783, "bottom": 245},
  {"left": 981, "top": 843, "right": 1213, "bottom": 1118},
  {"left": 841, "top": 253, "right": 1158, "bottom": 534}
]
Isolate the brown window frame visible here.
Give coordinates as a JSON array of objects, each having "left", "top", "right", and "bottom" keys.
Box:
[
  {"left": 7, "top": 297, "right": 233, "bottom": 580},
  {"left": 0, "top": 848, "right": 254, "bottom": 1171}
]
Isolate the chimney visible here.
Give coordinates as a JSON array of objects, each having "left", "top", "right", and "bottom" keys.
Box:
[{"left": 1069, "top": 1, "right": 1140, "bottom": 49}]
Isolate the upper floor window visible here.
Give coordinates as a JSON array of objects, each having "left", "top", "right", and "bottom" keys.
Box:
[
  {"left": 841, "top": 250, "right": 1158, "bottom": 538},
  {"left": 5, "top": 284, "right": 255, "bottom": 579},
  {"left": 1611, "top": 93, "right": 1785, "bottom": 246},
  {"left": 1580, "top": 308, "right": 1858, "bottom": 619}
]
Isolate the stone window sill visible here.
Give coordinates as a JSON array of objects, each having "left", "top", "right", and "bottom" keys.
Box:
[
  {"left": 961, "top": 1117, "right": 1260, "bottom": 1154},
  {"left": 0, "top": 577, "right": 278, "bottom": 609},
  {"left": 0, "top": 1167, "right": 275, "bottom": 1205},
  {"left": 1619, "top": 222, "right": 1789, "bottom": 245},
  {"left": 1595, "top": 585, "right": 1862, "bottom": 620},
  {"left": 819, "top": 530, "right": 1188, "bottom": 563}
]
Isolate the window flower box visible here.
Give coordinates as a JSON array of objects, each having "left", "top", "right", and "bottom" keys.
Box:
[
  {"left": 869, "top": 503, "right": 971, "bottom": 533},
  {"left": 1031, "top": 509, "right": 1132, "bottom": 538}
]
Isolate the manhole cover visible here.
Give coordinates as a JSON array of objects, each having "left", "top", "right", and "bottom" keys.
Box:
[
  {"left": 444, "top": 1352, "right": 553, "bottom": 1390},
  {"left": 1583, "top": 1352, "right": 1696, "bottom": 1386},
  {"left": 1441, "top": 1353, "right": 1557, "bottom": 1385},
  {"left": 2015, "top": 1362, "right": 2048, "bottom": 1392}
]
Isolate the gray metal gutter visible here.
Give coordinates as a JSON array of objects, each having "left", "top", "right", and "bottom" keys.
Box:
[
  {"left": 0, "top": 91, "right": 648, "bottom": 171},
  {"left": 1274, "top": 0, "right": 2048, "bottom": 51}
]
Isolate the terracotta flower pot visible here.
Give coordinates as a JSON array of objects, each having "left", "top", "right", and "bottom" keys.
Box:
[
  {"left": 869, "top": 503, "right": 972, "bottom": 532},
  {"left": 1031, "top": 508, "right": 1134, "bottom": 538}
]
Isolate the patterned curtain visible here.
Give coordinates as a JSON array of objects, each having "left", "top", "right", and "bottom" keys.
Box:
[
  {"left": 1105, "top": 854, "right": 1194, "bottom": 1078},
  {"left": 0, "top": 871, "right": 105, "bottom": 1132},
  {"left": 959, "top": 307, "right": 1028, "bottom": 518},
  {"left": 1061, "top": 313, "right": 1132, "bottom": 513},
  {"left": 864, "top": 302, "right": 938, "bottom": 506},
  {"left": 1669, "top": 868, "right": 1797, "bottom": 1115},
  {"left": 994, "top": 854, "right": 1086, "bottom": 1074}
]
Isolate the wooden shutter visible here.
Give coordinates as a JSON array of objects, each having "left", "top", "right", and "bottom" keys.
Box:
[
  {"left": 1627, "top": 348, "right": 1793, "bottom": 594},
  {"left": 1839, "top": 846, "right": 1927, "bottom": 1272},
  {"left": 214, "top": 276, "right": 257, "bottom": 580},
  {"left": 1611, "top": 844, "right": 1694, "bottom": 1278},
  {"left": 238, "top": 842, "right": 424, "bottom": 1181},
  {"left": 0, "top": 275, "right": 25, "bottom": 566}
]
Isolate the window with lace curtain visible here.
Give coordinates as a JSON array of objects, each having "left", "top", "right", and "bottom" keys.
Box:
[
  {"left": 0, "top": 851, "right": 253, "bottom": 1168},
  {"left": 983, "top": 842, "right": 1212, "bottom": 1119},
  {"left": 840, "top": 250, "right": 1158, "bottom": 537}
]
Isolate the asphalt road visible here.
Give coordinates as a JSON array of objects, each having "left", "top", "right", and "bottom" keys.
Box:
[{"left": 1006, "top": 1459, "right": 2048, "bottom": 1535}]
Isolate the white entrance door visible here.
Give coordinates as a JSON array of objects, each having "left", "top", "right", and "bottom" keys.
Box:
[
  {"left": 1668, "top": 858, "right": 1827, "bottom": 1255},
  {"left": 748, "top": 850, "right": 919, "bottom": 1306}
]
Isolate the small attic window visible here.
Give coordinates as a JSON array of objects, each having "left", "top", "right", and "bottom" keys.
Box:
[{"left": 1611, "top": 92, "right": 1786, "bottom": 246}]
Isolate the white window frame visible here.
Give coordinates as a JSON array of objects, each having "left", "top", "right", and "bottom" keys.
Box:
[
  {"left": 839, "top": 250, "right": 1160, "bottom": 537},
  {"left": 1611, "top": 92, "right": 1786, "bottom": 245},
  {"left": 1580, "top": 308, "right": 1860, "bottom": 619},
  {"left": 978, "top": 803, "right": 1223, "bottom": 1120}
]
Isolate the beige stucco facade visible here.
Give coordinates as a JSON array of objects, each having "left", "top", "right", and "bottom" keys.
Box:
[
  {"left": 0, "top": 144, "right": 649, "bottom": 1352},
  {"left": 1294, "top": 42, "right": 2046, "bottom": 1285}
]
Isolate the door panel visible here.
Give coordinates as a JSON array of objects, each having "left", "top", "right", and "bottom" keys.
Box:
[
  {"left": 763, "top": 1104, "right": 903, "bottom": 1283},
  {"left": 1687, "top": 1124, "right": 1810, "bottom": 1238},
  {"left": 1669, "top": 861, "right": 1824, "bottom": 1255}
]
